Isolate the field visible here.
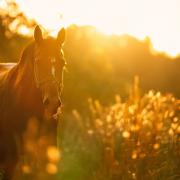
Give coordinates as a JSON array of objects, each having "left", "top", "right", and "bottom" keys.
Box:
[
  {"left": 0, "top": 2, "right": 180, "bottom": 179},
  {"left": 12, "top": 77, "right": 180, "bottom": 180},
  {"left": 58, "top": 77, "right": 180, "bottom": 180}
]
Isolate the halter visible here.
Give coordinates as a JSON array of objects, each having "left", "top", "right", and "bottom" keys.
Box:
[{"left": 34, "top": 57, "right": 63, "bottom": 89}]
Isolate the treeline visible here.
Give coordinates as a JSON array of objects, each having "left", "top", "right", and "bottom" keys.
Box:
[
  {"left": 0, "top": 2, "right": 180, "bottom": 111},
  {"left": 62, "top": 25, "right": 180, "bottom": 110},
  {"left": 0, "top": 0, "right": 35, "bottom": 61}
]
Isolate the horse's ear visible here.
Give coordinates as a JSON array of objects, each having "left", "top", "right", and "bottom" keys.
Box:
[
  {"left": 34, "top": 25, "right": 43, "bottom": 43},
  {"left": 57, "top": 28, "right": 65, "bottom": 45}
]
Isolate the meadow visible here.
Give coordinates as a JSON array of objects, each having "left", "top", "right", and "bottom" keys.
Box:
[
  {"left": 0, "top": 2, "right": 180, "bottom": 179},
  {"left": 10, "top": 77, "right": 180, "bottom": 180},
  {"left": 58, "top": 77, "right": 180, "bottom": 180}
]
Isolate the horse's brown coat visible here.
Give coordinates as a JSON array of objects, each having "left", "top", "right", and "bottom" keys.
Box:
[
  {"left": 0, "top": 26, "right": 65, "bottom": 179},
  {"left": 0, "top": 44, "right": 44, "bottom": 179}
]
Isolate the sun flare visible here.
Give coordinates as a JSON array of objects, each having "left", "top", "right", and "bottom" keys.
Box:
[{"left": 8, "top": 0, "right": 180, "bottom": 57}]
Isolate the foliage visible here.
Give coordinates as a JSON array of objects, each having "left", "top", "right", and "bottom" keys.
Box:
[
  {"left": 0, "top": 3, "right": 180, "bottom": 179},
  {"left": 59, "top": 77, "right": 180, "bottom": 180},
  {"left": 62, "top": 25, "right": 180, "bottom": 113},
  {"left": 0, "top": 0, "right": 35, "bottom": 61},
  {"left": 0, "top": 0, "right": 36, "bottom": 36}
]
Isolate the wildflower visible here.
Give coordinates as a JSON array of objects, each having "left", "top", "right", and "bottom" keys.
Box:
[
  {"left": 115, "top": 94, "right": 121, "bottom": 103},
  {"left": 128, "top": 105, "right": 136, "bottom": 115},
  {"left": 173, "top": 117, "right": 178, "bottom": 122},
  {"left": 47, "top": 146, "right": 60, "bottom": 163},
  {"left": 87, "top": 129, "right": 94, "bottom": 135},
  {"left": 156, "top": 122, "right": 163, "bottom": 131},
  {"left": 148, "top": 90, "right": 154, "bottom": 98},
  {"left": 106, "top": 115, "right": 112, "bottom": 123},
  {"left": 168, "top": 128, "right": 174, "bottom": 136},
  {"left": 153, "top": 143, "right": 160, "bottom": 150},
  {"left": 122, "top": 131, "right": 130, "bottom": 138},
  {"left": 72, "top": 109, "right": 81, "bottom": 120},
  {"left": 46, "top": 163, "right": 58, "bottom": 174},
  {"left": 131, "top": 124, "right": 140, "bottom": 132},
  {"left": 176, "top": 126, "right": 180, "bottom": 133},
  {"left": 171, "top": 123, "right": 178, "bottom": 130},
  {"left": 131, "top": 151, "right": 138, "bottom": 159},
  {"left": 22, "top": 165, "right": 31, "bottom": 174}
]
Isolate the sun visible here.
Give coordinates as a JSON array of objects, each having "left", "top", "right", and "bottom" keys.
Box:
[{"left": 10, "top": 0, "right": 180, "bottom": 57}]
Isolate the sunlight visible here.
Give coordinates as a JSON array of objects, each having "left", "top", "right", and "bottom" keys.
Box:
[
  {"left": 18, "top": 25, "right": 31, "bottom": 35},
  {"left": 47, "top": 146, "right": 60, "bottom": 163},
  {"left": 12, "top": 0, "right": 180, "bottom": 57},
  {"left": 0, "top": 1, "right": 180, "bottom": 178}
]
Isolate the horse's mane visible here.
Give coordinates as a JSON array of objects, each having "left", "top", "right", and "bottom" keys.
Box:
[
  {"left": 0, "top": 42, "right": 36, "bottom": 100},
  {"left": 19, "top": 37, "right": 56, "bottom": 65},
  {"left": 19, "top": 41, "right": 35, "bottom": 65}
]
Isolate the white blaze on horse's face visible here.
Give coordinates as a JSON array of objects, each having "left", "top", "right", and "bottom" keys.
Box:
[
  {"left": 51, "top": 58, "right": 56, "bottom": 78},
  {"left": 34, "top": 25, "right": 66, "bottom": 120}
]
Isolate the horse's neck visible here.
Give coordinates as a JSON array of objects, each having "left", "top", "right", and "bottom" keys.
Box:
[
  {"left": 0, "top": 47, "right": 43, "bottom": 128},
  {"left": 0, "top": 65, "right": 20, "bottom": 121},
  {"left": 15, "top": 42, "right": 36, "bottom": 87},
  {"left": 1, "top": 58, "right": 43, "bottom": 121},
  {"left": 15, "top": 56, "right": 40, "bottom": 100}
]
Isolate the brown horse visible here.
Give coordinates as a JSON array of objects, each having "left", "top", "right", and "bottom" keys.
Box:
[{"left": 0, "top": 26, "right": 66, "bottom": 179}]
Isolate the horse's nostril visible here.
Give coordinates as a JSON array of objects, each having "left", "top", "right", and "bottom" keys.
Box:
[{"left": 43, "top": 98, "right": 50, "bottom": 106}]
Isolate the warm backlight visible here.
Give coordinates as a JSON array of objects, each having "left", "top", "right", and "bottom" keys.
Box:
[{"left": 5, "top": 0, "right": 180, "bottom": 57}]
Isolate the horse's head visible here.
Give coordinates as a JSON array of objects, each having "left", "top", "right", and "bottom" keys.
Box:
[{"left": 33, "top": 26, "right": 66, "bottom": 120}]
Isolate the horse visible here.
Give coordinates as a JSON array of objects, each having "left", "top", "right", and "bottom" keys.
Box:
[{"left": 0, "top": 25, "right": 66, "bottom": 179}]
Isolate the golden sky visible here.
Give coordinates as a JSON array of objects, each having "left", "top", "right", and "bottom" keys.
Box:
[{"left": 5, "top": 0, "right": 180, "bottom": 57}]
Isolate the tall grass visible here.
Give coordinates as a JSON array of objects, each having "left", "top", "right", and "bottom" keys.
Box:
[
  {"left": 59, "top": 77, "right": 180, "bottom": 180},
  {"left": 14, "top": 77, "right": 180, "bottom": 179}
]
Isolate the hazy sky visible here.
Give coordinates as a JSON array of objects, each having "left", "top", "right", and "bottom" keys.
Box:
[{"left": 2, "top": 0, "right": 180, "bottom": 57}]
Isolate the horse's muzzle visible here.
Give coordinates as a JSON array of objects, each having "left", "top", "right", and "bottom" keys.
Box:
[{"left": 43, "top": 98, "right": 62, "bottom": 121}]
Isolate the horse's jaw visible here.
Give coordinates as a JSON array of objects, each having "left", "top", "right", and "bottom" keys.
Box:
[{"left": 44, "top": 106, "right": 62, "bottom": 121}]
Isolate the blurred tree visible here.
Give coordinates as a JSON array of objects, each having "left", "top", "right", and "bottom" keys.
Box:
[
  {"left": 0, "top": 0, "right": 36, "bottom": 62},
  {"left": 62, "top": 25, "right": 180, "bottom": 112},
  {"left": 0, "top": 0, "right": 36, "bottom": 37}
]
